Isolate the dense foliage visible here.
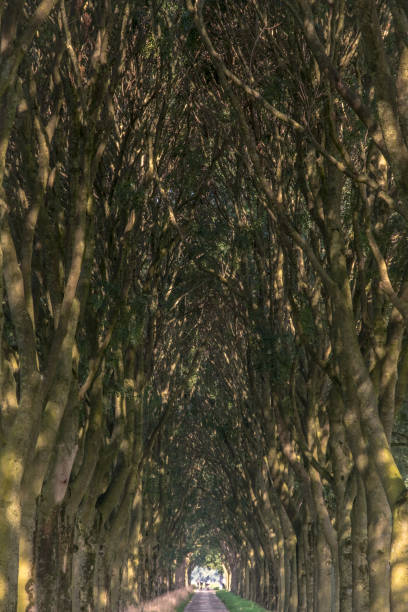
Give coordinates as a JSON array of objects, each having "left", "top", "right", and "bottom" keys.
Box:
[{"left": 1, "top": 1, "right": 408, "bottom": 611}]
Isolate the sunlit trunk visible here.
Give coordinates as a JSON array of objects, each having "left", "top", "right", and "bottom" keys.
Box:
[
  {"left": 391, "top": 491, "right": 408, "bottom": 612},
  {"left": 17, "top": 508, "right": 36, "bottom": 612},
  {"left": 0, "top": 378, "right": 41, "bottom": 611},
  {"left": 365, "top": 467, "right": 391, "bottom": 612},
  {"left": 333, "top": 297, "right": 407, "bottom": 610}
]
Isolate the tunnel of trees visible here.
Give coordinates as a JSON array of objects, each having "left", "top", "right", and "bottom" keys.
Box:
[{"left": 1, "top": 1, "right": 408, "bottom": 611}]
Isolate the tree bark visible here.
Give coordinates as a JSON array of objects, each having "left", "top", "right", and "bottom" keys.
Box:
[{"left": 351, "top": 475, "right": 369, "bottom": 612}]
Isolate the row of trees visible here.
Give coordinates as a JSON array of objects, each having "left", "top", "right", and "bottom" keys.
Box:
[
  {"left": 0, "top": 1, "right": 209, "bottom": 609},
  {"left": 173, "top": 1, "right": 408, "bottom": 611},
  {"left": 1, "top": 1, "right": 408, "bottom": 611}
]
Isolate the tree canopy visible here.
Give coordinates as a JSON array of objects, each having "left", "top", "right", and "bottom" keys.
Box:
[{"left": 1, "top": 1, "right": 408, "bottom": 611}]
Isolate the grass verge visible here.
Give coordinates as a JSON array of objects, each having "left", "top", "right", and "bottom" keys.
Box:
[
  {"left": 175, "top": 591, "right": 194, "bottom": 612},
  {"left": 129, "top": 586, "right": 194, "bottom": 612},
  {"left": 215, "top": 590, "right": 269, "bottom": 612}
]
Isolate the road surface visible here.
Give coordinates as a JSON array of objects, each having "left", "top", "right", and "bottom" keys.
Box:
[{"left": 185, "top": 591, "right": 228, "bottom": 612}]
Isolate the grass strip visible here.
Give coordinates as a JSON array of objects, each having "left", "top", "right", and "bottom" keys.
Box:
[
  {"left": 175, "top": 591, "right": 194, "bottom": 612},
  {"left": 215, "top": 590, "right": 270, "bottom": 612}
]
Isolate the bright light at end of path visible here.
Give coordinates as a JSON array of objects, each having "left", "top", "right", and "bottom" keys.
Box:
[{"left": 191, "top": 566, "right": 224, "bottom": 588}]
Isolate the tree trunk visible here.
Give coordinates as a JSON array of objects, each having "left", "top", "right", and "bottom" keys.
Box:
[
  {"left": 351, "top": 475, "right": 369, "bottom": 612},
  {"left": 337, "top": 482, "right": 353, "bottom": 612},
  {"left": 315, "top": 525, "right": 333, "bottom": 612},
  {"left": 328, "top": 388, "right": 353, "bottom": 612},
  {"left": 296, "top": 526, "right": 308, "bottom": 612},
  {"left": 57, "top": 512, "right": 75, "bottom": 612},
  {"left": 35, "top": 506, "right": 60, "bottom": 612},
  {"left": 0, "top": 374, "right": 41, "bottom": 611},
  {"left": 75, "top": 532, "right": 97, "bottom": 612},
  {"left": 35, "top": 388, "right": 79, "bottom": 610},
  {"left": 391, "top": 490, "right": 408, "bottom": 612},
  {"left": 365, "top": 467, "right": 391, "bottom": 612}
]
